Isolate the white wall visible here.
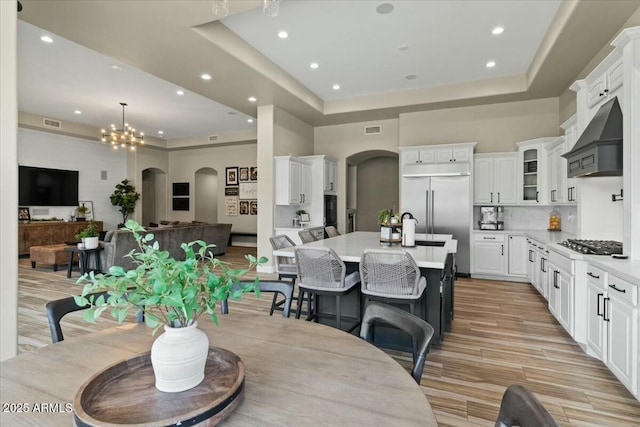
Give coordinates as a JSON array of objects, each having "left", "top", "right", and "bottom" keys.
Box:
[
  {"left": 18, "top": 128, "right": 127, "bottom": 230},
  {"left": 168, "top": 143, "right": 257, "bottom": 232},
  {"left": 1, "top": 0, "right": 18, "bottom": 361}
]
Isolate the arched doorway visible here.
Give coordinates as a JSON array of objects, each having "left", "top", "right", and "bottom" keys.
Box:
[
  {"left": 141, "top": 167, "right": 167, "bottom": 226},
  {"left": 346, "top": 150, "right": 399, "bottom": 231},
  {"left": 194, "top": 167, "right": 218, "bottom": 223}
]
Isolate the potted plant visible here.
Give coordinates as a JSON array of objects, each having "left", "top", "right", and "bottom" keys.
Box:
[
  {"left": 76, "top": 204, "right": 90, "bottom": 222},
  {"left": 74, "top": 221, "right": 100, "bottom": 249},
  {"left": 74, "top": 220, "right": 266, "bottom": 393},
  {"left": 110, "top": 179, "right": 140, "bottom": 227},
  {"left": 377, "top": 208, "right": 397, "bottom": 225}
]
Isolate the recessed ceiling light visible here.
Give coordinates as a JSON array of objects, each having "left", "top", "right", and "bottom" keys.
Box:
[
  {"left": 492, "top": 27, "right": 504, "bottom": 35},
  {"left": 278, "top": 30, "right": 289, "bottom": 39},
  {"left": 200, "top": 73, "right": 212, "bottom": 81},
  {"left": 247, "top": 119, "right": 254, "bottom": 123},
  {"left": 158, "top": 130, "right": 164, "bottom": 135},
  {"left": 227, "top": 111, "right": 237, "bottom": 115},
  {"left": 486, "top": 61, "right": 496, "bottom": 68},
  {"left": 398, "top": 45, "right": 409, "bottom": 51},
  {"left": 74, "top": 110, "right": 82, "bottom": 115},
  {"left": 376, "top": 3, "right": 394, "bottom": 14},
  {"left": 176, "top": 89, "right": 184, "bottom": 96},
  {"left": 404, "top": 74, "right": 417, "bottom": 80},
  {"left": 110, "top": 64, "right": 123, "bottom": 70},
  {"left": 310, "top": 62, "right": 319, "bottom": 69},
  {"left": 40, "top": 35, "right": 53, "bottom": 43},
  {"left": 248, "top": 96, "right": 257, "bottom": 102},
  {"left": 332, "top": 84, "right": 341, "bottom": 90}
]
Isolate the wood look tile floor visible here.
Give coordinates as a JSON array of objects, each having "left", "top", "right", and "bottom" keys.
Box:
[{"left": 17, "top": 247, "right": 640, "bottom": 426}]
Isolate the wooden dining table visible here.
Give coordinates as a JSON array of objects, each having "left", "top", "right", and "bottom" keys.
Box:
[{"left": 0, "top": 312, "right": 437, "bottom": 426}]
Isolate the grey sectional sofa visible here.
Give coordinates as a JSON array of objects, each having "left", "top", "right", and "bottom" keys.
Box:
[{"left": 99, "top": 223, "right": 232, "bottom": 273}]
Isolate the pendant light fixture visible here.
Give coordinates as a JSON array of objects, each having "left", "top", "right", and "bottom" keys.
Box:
[{"left": 101, "top": 103, "right": 144, "bottom": 151}]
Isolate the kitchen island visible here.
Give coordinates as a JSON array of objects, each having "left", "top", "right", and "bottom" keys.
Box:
[{"left": 273, "top": 231, "right": 457, "bottom": 346}]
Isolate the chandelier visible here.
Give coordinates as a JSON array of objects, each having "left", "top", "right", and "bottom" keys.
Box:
[
  {"left": 213, "top": 0, "right": 280, "bottom": 18},
  {"left": 101, "top": 103, "right": 144, "bottom": 151}
]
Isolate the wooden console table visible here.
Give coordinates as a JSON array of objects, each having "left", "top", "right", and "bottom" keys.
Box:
[{"left": 18, "top": 221, "right": 103, "bottom": 256}]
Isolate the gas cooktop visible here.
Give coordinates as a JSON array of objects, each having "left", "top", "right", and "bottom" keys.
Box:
[{"left": 559, "top": 239, "right": 623, "bottom": 255}]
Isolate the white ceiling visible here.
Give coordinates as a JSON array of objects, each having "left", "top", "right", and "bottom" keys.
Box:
[
  {"left": 222, "top": 0, "right": 561, "bottom": 100},
  {"left": 16, "top": 0, "right": 640, "bottom": 139}
]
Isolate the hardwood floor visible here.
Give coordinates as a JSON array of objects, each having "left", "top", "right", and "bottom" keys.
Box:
[{"left": 17, "top": 248, "right": 640, "bottom": 425}]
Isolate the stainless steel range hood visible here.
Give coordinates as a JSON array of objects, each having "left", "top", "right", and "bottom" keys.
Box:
[{"left": 562, "top": 97, "right": 623, "bottom": 178}]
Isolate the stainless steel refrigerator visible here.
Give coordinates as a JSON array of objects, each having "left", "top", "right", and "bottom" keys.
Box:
[{"left": 401, "top": 172, "right": 471, "bottom": 275}]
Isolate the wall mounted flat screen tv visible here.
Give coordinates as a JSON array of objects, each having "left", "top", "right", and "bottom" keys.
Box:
[{"left": 19, "top": 165, "right": 79, "bottom": 206}]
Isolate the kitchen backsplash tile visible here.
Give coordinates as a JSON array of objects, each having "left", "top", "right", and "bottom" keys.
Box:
[{"left": 473, "top": 205, "right": 577, "bottom": 234}]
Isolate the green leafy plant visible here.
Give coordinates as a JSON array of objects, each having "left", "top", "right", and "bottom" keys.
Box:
[
  {"left": 110, "top": 179, "right": 141, "bottom": 225},
  {"left": 295, "top": 209, "right": 306, "bottom": 216},
  {"left": 74, "top": 220, "right": 267, "bottom": 332},
  {"left": 377, "top": 209, "right": 398, "bottom": 225},
  {"left": 75, "top": 221, "right": 100, "bottom": 240},
  {"left": 76, "top": 204, "right": 90, "bottom": 216}
]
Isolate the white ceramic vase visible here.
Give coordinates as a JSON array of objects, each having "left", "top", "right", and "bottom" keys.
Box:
[
  {"left": 83, "top": 236, "right": 99, "bottom": 250},
  {"left": 151, "top": 321, "right": 209, "bottom": 393}
]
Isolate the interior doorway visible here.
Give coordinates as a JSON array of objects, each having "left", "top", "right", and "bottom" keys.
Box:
[
  {"left": 346, "top": 150, "right": 399, "bottom": 231},
  {"left": 141, "top": 168, "right": 167, "bottom": 227},
  {"left": 194, "top": 167, "right": 218, "bottom": 223}
]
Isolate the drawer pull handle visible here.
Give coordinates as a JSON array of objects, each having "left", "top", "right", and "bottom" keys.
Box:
[
  {"left": 609, "top": 284, "right": 626, "bottom": 293},
  {"left": 484, "top": 237, "right": 496, "bottom": 240},
  {"left": 587, "top": 272, "right": 600, "bottom": 279},
  {"left": 597, "top": 293, "right": 603, "bottom": 317}
]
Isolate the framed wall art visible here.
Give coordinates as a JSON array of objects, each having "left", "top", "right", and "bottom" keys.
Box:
[
  {"left": 239, "top": 167, "right": 249, "bottom": 182},
  {"left": 172, "top": 197, "right": 190, "bottom": 211},
  {"left": 239, "top": 201, "right": 250, "bottom": 215},
  {"left": 18, "top": 207, "right": 30, "bottom": 222},
  {"left": 225, "top": 187, "right": 239, "bottom": 196},
  {"left": 250, "top": 201, "right": 258, "bottom": 215},
  {"left": 250, "top": 166, "right": 258, "bottom": 181},
  {"left": 239, "top": 182, "right": 257, "bottom": 200},
  {"left": 225, "top": 196, "right": 238, "bottom": 216},
  {"left": 78, "top": 201, "right": 94, "bottom": 220},
  {"left": 226, "top": 167, "right": 239, "bottom": 186}
]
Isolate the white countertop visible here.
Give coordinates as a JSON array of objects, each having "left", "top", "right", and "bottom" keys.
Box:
[
  {"left": 511, "top": 229, "right": 639, "bottom": 285},
  {"left": 273, "top": 231, "right": 456, "bottom": 269},
  {"left": 274, "top": 225, "right": 324, "bottom": 231}
]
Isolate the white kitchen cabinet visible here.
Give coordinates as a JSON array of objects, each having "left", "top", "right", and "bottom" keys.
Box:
[
  {"left": 515, "top": 138, "right": 557, "bottom": 205},
  {"left": 401, "top": 143, "right": 474, "bottom": 166},
  {"left": 473, "top": 153, "right": 517, "bottom": 205},
  {"left": 586, "top": 264, "right": 607, "bottom": 361},
  {"left": 560, "top": 115, "right": 578, "bottom": 205},
  {"left": 605, "top": 274, "right": 638, "bottom": 395},
  {"left": 548, "top": 250, "right": 574, "bottom": 337},
  {"left": 546, "top": 138, "right": 566, "bottom": 204},
  {"left": 587, "top": 57, "right": 623, "bottom": 110},
  {"left": 526, "top": 239, "right": 538, "bottom": 288},
  {"left": 507, "top": 235, "right": 527, "bottom": 277},
  {"left": 323, "top": 159, "right": 337, "bottom": 194},
  {"left": 274, "top": 156, "right": 312, "bottom": 205},
  {"left": 472, "top": 233, "right": 505, "bottom": 275},
  {"left": 535, "top": 242, "right": 549, "bottom": 300}
]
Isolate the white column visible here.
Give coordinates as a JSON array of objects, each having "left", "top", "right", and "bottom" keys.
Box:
[
  {"left": 0, "top": 0, "right": 19, "bottom": 361},
  {"left": 256, "top": 105, "right": 275, "bottom": 273}
]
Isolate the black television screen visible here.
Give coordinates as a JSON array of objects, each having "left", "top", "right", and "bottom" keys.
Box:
[{"left": 19, "top": 166, "right": 79, "bottom": 206}]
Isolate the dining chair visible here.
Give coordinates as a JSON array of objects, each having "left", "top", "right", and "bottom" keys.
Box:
[
  {"left": 298, "top": 229, "right": 317, "bottom": 244},
  {"left": 325, "top": 226, "right": 340, "bottom": 237},
  {"left": 359, "top": 301, "right": 434, "bottom": 384},
  {"left": 45, "top": 290, "right": 144, "bottom": 343},
  {"left": 220, "top": 280, "right": 294, "bottom": 318},
  {"left": 269, "top": 235, "right": 299, "bottom": 315},
  {"left": 359, "top": 249, "right": 427, "bottom": 316},
  {"left": 494, "top": 384, "right": 559, "bottom": 427},
  {"left": 294, "top": 246, "right": 360, "bottom": 332}
]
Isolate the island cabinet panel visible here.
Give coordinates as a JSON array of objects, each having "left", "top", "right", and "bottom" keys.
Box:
[{"left": 18, "top": 221, "right": 104, "bottom": 255}]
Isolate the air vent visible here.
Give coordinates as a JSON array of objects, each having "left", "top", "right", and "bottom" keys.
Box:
[
  {"left": 43, "top": 118, "right": 62, "bottom": 129},
  {"left": 364, "top": 125, "right": 381, "bottom": 135},
  {"left": 208, "top": 135, "right": 219, "bottom": 142}
]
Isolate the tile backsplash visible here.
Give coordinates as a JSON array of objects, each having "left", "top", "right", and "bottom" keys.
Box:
[{"left": 473, "top": 205, "right": 577, "bottom": 234}]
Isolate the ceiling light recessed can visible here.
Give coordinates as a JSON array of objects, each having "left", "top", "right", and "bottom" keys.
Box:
[
  {"left": 158, "top": 130, "right": 164, "bottom": 135},
  {"left": 176, "top": 89, "right": 184, "bottom": 95},
  {"left": 332, "top": 84, "right": 341, "bottom": 90},
  {"left": 398, "top": 45, "right": 409, "bottom": 51},
  {"left": 248, "top": 119, "right": 254, "bottom": 123},
  {"left": 248, "top": 96, "right": 257, "bottom": 102},
  {"left": 74, "top": 110, "right": 82, "bottom": 115},
  {"left": 278, "top": 30, "right": 289, "bottom": 39},
  {"left": 486, "top": 61, "right": 496, "bottom": 68},
  {"left": 40, "top": 35, "right": 53, "bottom": 43},
  {"left": 404, "top": 74, "right": 417, "bottom": 80},
  {"left": 110, "top": 64, "right": 123, "bottom": 70},
  {"left": 310, "top": 62, "right": 319, "bottom": 69},
  {"left": 492, "top": 27, "right": 504, "bottom": 35},
  {"left": 200, "top": 73, "right": 212, "bottom": 80},
  {"left": 227, "top": 111, "right": 237, "bottom": 115},
  {"left": 376, "top": 3, "right": 394, "bottom": 14}
]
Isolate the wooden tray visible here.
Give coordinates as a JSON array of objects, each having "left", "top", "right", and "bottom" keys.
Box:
[{"left": 74, "top": 347, "right": 244, "bottom": 427}]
